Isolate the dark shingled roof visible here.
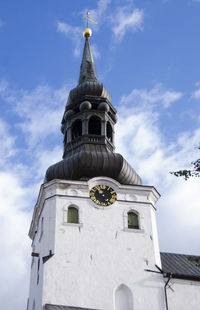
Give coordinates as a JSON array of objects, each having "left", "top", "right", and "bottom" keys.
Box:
[
  {"left": 161, "top": 252, "right": 200, "bottom": 281},
  {"left": 45, "top": 305, "right": 100, "bottom": 310}
]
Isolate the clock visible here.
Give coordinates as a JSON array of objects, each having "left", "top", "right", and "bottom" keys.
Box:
[{"left": 90, "top": 185, "right": 117, "bottom": 206}]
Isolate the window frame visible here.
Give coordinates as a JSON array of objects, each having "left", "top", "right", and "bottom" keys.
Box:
[
  {"left": 67, "top": 206, "right": 79, "bottom": 224},
  {"left": 123, "top": 208, "right": 144, "bottom": 233},
  {"left": 127, "top": 211, "right": 139, "bottom": 229},
  {"left": 63, "top": 204, "right": 83, "bottom": 228}
]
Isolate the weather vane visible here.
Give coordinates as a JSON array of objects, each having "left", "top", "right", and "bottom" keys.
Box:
[
  {"left": 83, "top": 11, "right": 98, "bottom": 28},
  {"left": 82, "top": 11, "right": 98, "bottom": 38}
]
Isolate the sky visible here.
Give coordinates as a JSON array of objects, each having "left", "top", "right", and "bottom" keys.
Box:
[{"left": 0, "top": 0, "right": 200, "bottom": 309}]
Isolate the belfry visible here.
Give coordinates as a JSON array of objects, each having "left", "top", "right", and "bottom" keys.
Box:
[{"left": 27, "top": 28, "right": 200, "bottom": 310}]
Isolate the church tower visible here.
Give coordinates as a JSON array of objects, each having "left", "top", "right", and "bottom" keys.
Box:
[{"left": 27, "top": 28, "right": 164, "bottom": 310}]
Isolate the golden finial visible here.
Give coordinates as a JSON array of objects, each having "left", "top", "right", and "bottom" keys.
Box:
[
  {"left": 83, "top": 11, "right": 98, "bottom": 38},
  {"left": 83, "top": 27, "right": 92, "bottom": 38}
]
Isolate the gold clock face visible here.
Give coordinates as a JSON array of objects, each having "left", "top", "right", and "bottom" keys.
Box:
[{"left": 90, "top": 185, "right": 117, "bottom": 206}]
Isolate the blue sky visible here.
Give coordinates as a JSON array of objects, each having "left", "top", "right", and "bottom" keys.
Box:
[{"left": 1, "top": 0, "right": 200, "bottom": 309}]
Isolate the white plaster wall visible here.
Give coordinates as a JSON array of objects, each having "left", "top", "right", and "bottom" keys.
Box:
[
  {"left": 41, "top": 178, "right": 164, "bottom": 310},
  {"left": 28, "top": 194, "right": 56, "bottom": 310},
  {"left": 150, "top": 207, "right": 162, "bottom": 268},
  {"left": 28, "top": 178, "right": 200, "bottom": 310},
  {"left": 167, "top": 279, "right": 200, "bottom": 310}
]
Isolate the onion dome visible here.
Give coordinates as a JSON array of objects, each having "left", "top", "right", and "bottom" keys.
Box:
[{"left": 46, "top": 147, "right": 141, "bottom": 185}]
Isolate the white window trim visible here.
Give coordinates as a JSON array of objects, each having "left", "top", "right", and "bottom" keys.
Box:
[
  {"left": 63, "top": 203, "right": 83, "bottom": 225},
  {"left": 63, "top": 222, "right": 83, "bottom": 228},
  {"left": 123, "top": 207, "right": 143, "bottom": 232},
  {"left": 124, "top": 227, "right": 144, "bottom": 233}
]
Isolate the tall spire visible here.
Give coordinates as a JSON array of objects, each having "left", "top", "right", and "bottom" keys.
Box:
[
  {"left": 45, "top": 26, "right": 142, "bottom": 186},
  {"left": 78, "top": 28, "right": 98, "bottom": 84}
]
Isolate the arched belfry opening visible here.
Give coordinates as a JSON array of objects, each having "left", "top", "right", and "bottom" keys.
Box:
[
  {"left": 88, "top": 116, "right": 101, "bottom": 135},
  {"left": 115, "top": 284, "right": 133, "bottom": 310},
  {"left": 71, "top": 119, "right": 82, "bottom": 140},
  {"left": 106, "top": 121, "right": 113, "bottom": 142}
]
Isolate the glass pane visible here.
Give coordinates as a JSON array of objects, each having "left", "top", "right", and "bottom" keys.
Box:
[
  {"left": 128, "top": 212, "right": 139, "bottom": 229},
  {"left": 68, "top": 207, "right": 79, "bottom": 223}
]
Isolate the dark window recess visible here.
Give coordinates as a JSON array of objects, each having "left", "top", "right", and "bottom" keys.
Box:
[
  {"left": 128, "top": 212, "right": 139, "bottom": 229},
  {"left": 106, "top": 122, "right": 113, "bottom": 142},
  {"left": 71, "top": 119, "right": 82, "bottom": 140},
  {"left": 37, "top": 259, "right": 40, "bottom": 285},
  {"left": 88, "top": 116, "right": 101, "bottom": 135},
  {"left": 68, "top": 207, "right": 79, "bottom": 224}
]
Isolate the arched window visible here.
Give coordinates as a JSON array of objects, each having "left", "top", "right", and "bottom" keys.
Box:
[
  {"left": 88, "top": 116, "right": 101, "bottom": 135},
  {"left": 71, "top": 119, "right": 82, "bottom": 140},
  {"left": 67, "top": 206, "right": 79, "bottom": 224},
  {"left": 106, "top": 122, "right": 113, "bottom": 142},
  {"left": 115, "top": 284, "right": 133, "bottom": 310},
  {"left": 128, "top": 211, "right": 139, "bottom": 229}
]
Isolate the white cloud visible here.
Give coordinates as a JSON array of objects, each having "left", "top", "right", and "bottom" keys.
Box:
[
  {"left": 91, "top": 44, "right": 101, "bottom": 59},
  {"left": 94, "top": 0, "right": 111, "bottom": 16},
  {"left": 111, "top": 7, "right": 144, "bottom": 41},
  {"left": 33, "top": 145, "right": 62, "bottom": 180},
  {"left": 116, "top": 86, "right": 200, "bottom": 255},
  {"left": 0, "top": 78, "right": 8, "bottom": 92},
  {"left": 192, "top": 88, "right": 200, "bottom": 100},
  {"left": 0, "top": 119, "right": 16, "bottom": 165},
  {"left": 121, "top": 84, "right": 183, "bottom": 108},
  {"left": 84, "top": 0, "right": 112, "bottom": 26},
  {"left": 5, "top": 84, "right": 68, "bottom": 148},
  {"left": 0, "top": 171, "right": 32, "bottom": 310},
  {"left": 56, "top": 22, "right": 82, "bottom": 57},
  {"left": 0, "top": 82, "right": 68, "bottom": 309}
]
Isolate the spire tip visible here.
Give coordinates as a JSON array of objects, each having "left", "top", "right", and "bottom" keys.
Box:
[{"left": 83, "top": 28, "right": 92, "bottom": 38}]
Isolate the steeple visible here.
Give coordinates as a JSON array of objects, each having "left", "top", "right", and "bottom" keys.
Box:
[
  {"left": 45, "top": 29, "right": 142, "bottom": 185},
  {"left": 78, "top": 34, "right": 97, "bottom": 84}
]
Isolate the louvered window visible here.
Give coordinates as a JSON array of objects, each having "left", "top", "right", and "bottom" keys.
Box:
[
  {"left": 67, "top": 207, "right": 79, "bottom": 224},
  {"left": 128, "top": 212, "right": 139, "bottom": 229}
]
